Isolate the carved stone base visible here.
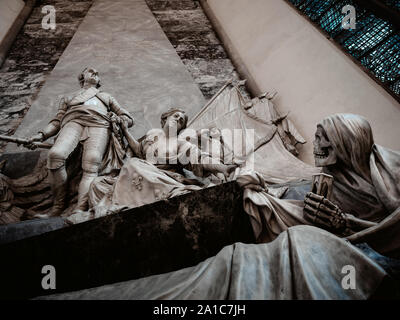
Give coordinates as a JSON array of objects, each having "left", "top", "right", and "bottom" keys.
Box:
[
  {"left": 0, "top": 148, "right": 83, "bottom": 225},
  {"left": 0, "top": 181, "right": 254, "bottom": 299}
]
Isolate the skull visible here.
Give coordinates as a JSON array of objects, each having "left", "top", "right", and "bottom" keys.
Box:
[{"left": 313, "top": 125, "right": 337, "bottom": 167}]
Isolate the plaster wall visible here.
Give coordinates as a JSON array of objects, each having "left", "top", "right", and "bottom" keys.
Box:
[{"left": 205, "top": 0, "right": 400, "bottom": 164}]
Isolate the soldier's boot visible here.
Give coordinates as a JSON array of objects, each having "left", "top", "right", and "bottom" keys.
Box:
[
  {"left": 45, "top": 184, "right": 68, "bottom": 217},
  {"left": 73, "top": 171, "right": 97, "bottom": 214},
  {"left": 35, "top": 167, "right": 68, "bottom": 219}
]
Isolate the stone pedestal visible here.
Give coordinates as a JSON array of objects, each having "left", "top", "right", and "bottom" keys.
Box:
[{"left": 0, "top": 181, "right": 254, "bottom": 299}]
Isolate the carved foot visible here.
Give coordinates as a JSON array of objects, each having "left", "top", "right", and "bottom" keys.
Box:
[{"left": 66, "top": 209, "right": 92, "bottom": 225}]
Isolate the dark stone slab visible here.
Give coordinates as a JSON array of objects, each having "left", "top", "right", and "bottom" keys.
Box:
[
  {"left": 146, "top": 0, "right": 200, "bottom": 11},
  {"left": 356, "top": 243, "right": 400, "bottom": 279},
  {"left": 28, "top": 2, "right": 93, "bottom": 24},
  {"left": 167, "top": 30, "right": 221, "bottom": 46},
  {"left": 0, "top": 181, "right": 254, "bottom": 299},
  {"left": 355, "top": 243, "right": 400, "bottom": 295},
  {"left": 0, "top": 217, "right": 68, "bottom": 245},
  {"left": 176, "top": 44, "right": 228, "bottom": 60},
  {"left": 152, "top": 10, "right": 214, "bottom": 33}
]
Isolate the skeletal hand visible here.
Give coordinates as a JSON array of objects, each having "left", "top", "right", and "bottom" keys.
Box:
[{"left": 304, "top": 192, "right": 348, "bottom": 233}]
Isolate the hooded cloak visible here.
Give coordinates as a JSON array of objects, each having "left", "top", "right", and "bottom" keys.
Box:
[
  {"left": 320, "top": 114, "right": 400, "bottom": 222},
  {"left": 320, "top": 114, "right": 400, "bottom": 257},
  {"left": 239, "top": 114, "right": 400, "bottom": 257}
]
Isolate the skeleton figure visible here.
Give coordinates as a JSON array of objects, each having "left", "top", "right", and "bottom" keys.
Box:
[
  {"left": 237, "top": 113, "right": 400, "bottom": 256},
  {"left": 28, "top": 68, "right": 134, "bottom": 217},
  {"left": 303, "top": 114, "right": 400, "bottom": 257},
  {"left": 304, "top": 124, "right": 346, "bottom": 232},
  {"left": 304, "top": 192, "right": 348, "bottom": 233},
  {"left": 312, "top": 125, "right": 337, "bottom": 167}
]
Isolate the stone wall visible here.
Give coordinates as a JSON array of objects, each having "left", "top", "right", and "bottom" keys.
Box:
[
  {"left": 145, "top": 0, "right": 243, "bottom": 100},
  {"left": 0, "top": 0, "right": 94, "bottom": 150},
  {"left": 0, "top": 0, "right": 247, "bottom": 152}
]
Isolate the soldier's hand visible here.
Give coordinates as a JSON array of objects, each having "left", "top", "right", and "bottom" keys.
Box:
[
  {"left": 120, "top": 115, "right": 133, "bottom": 128},
  {"left": 303, "top": 192, "right": 347, "bottom": 233},
  {"left": 120, "top": 118, "right": 129, "bottom": 131},
  {"left": 109, "top": 113, "right": 121, "bottom": 124},
  {"left": 29, "top": 133, "right": 45, "bottom": 143},
  {"left": 25, "top": 143, "right": 38, "bottom": 150}
]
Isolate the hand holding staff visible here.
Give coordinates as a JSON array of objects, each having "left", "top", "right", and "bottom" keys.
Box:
[{"left": 0, "top": 134, "right": 53, "bottom": 150}]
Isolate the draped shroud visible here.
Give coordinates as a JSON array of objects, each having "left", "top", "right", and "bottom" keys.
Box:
[
  {"left": 239, "top": 113, "right": 400, "bottom": 257},
  {"left": 38, "top": 226, "right": 388, "bottom": 300},
  {"left": 320, "top": 114, "right": 400, "bottom": 257}
]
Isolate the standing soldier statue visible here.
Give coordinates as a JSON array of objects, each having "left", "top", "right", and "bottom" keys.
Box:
[{"left": 28, "top": 67, "right": 134, "bottom": 218}]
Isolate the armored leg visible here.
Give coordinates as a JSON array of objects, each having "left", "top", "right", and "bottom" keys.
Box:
[
  {"left": 48, "top": 167, "right": 68, "bottom": 216},
  {"left": 43, "top": 122, "right": 83, "bottom": 217},
  {"left": 74, "top": 127, "right": 109, "bottom": 212}
]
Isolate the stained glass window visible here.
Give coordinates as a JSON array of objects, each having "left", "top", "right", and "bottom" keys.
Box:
[
  {"left": 286, "top": 0, "right": 400, "bottom": 101},
  {"left": 380, "top": 0, "right": 400, "bottom": 12}
]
